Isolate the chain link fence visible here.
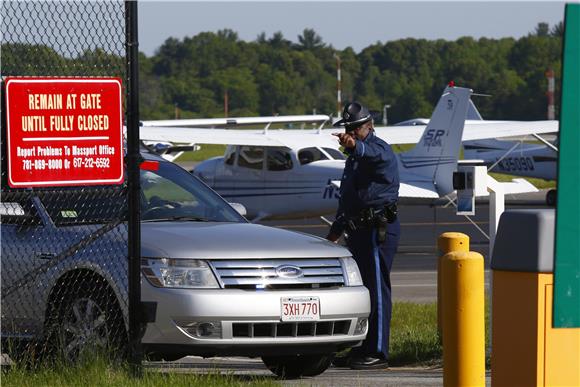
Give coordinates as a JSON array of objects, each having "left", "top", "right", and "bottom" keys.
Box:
[{"left": 1, "top": 1, "right": 136, "bottom": 364}]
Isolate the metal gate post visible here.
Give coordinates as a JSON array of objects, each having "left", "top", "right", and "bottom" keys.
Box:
[{"left": 126, "top": 0, "right": 142, "bottom": 375}]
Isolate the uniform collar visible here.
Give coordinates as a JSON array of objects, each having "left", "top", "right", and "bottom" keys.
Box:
[{"left": 361, "top": 130, "right": 375, "bottom": 143}]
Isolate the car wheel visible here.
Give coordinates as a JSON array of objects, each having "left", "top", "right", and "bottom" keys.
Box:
[
  {"left": 546, "top": 189, "right": 557, "bottom": 206},
  {"left": 262, "top": 354, "right": 333, "bottom": 379},
  {"left": 47, "top": 283, "right": 126, "bottom": 363}
]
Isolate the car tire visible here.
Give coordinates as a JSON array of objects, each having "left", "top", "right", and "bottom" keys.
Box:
[
  {"left": 262, "top": 354, "right": 333, "bottom": 379},
  {"left": 46, "top": 279, "right": 127, "bottom": 363},
  {"left": 546, "top": 189, "right": 557, "bottom": 207}
]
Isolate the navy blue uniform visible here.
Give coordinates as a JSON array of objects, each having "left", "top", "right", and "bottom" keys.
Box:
[{"left": 330, "top": 131, "right": 400, "bottom": 360}]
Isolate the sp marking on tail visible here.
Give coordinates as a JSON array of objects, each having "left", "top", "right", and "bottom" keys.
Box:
[{"left": 423, "top": 129, "right": 446, "bottom": 148}]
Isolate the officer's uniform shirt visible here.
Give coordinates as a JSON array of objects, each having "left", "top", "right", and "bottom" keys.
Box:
[{"left": 330, "top": 131, "right": 399, "bottom": 236}]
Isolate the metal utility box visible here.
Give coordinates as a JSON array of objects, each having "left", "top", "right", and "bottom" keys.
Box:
[
  {"left": 453, "top": 164, "right": 488, "bottom": 216},
  {"left": 491, "top": 209, "right": 580, "bottom": 387}
]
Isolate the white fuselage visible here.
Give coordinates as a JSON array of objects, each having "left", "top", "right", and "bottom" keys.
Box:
[
  {"left": 192, "top": 148, "right": 444, "bottom": 220},
  {"left": 464, "top": 140, "right": 557, "bottom": 181},
  {"left": 193, "top": 147, "right": 346, "bottom": 220}
]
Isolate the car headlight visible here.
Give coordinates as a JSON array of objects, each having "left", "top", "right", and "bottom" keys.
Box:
[
  {"left": 142, "top": 258, "right": 220, "bottom": 288},
  {"left": 340, "top": 257, "right": 364, "bottom": 286}
]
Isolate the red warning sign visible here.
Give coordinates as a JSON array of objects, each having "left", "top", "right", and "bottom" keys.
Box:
[{"left": 5, "top": 77, "right": 124, "bottom": 187}]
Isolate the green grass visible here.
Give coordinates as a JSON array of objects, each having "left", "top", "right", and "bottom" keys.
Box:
[
  {"left": 489, "top": 172, "right": 556, "bottom": 189},
  {"left": 2, "top": 355, "right": 276, "bottom": 387},
  {"left": 391, "top": 143, "right": 415, "bottom": 153},
  {"left": 176, "top": 144, "right": 227, "bottom": 162},
  {"left": 389, "top": 302, "right": 441, "bottom": 366}
]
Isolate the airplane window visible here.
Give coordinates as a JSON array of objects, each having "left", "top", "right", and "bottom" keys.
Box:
[
  {"left": 267, "top": 148, "right": 293, "bottom": 171},
  {"left": 323, "top": 147, "right": 346, "bottom": 160},
  {"left": 298, "top": 147, "right": 328, "bottom": 165},
  {"left": 238, "top": 146, "right": 264, "bottom": 170},
  {"left": 224, "top": 146, "right": 237, "bottom": 165}
]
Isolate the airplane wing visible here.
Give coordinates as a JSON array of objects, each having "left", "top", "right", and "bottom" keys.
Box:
[
  {"left": 140, "top": 126, "right": 340, "bottom": 149},
  {"left": 373, "top": 120, "right": 559, "bottom": 144},
  {"left": 498, "top": 178, "right": 538, "bottom": 194},
  {"left": 142, "top": 114, "right": 330, "bottom": 128},
  {"left": 462, "top": 120, "right": 559, "bottom": 141},
  {"left": 142, "top": 112, "right": 558, "bottom": 150},
  {"left": 399, "top": 182, "right": 440, "bottom": 198},
  {"left": 329, "top": 179, "right": 439, "bottom": 198}
]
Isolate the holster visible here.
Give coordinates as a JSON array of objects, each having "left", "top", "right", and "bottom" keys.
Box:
[
  {"left": 374, "top": 214, "right": 388, "bottom": 243},
  {"left": 384, "top": 203, "right": 398, "bottom": 224},
  {"left": 344, "top": 203, "right": 397, "bottom": 238}
]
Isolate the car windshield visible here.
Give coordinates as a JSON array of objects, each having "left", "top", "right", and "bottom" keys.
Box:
[{"left": 141, "top": 160, "right": 245, "bottom": 223}]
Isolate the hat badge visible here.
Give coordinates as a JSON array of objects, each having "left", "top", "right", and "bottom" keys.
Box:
[{"left": 344, "top": 112, "right": 350, "bottom": 119}]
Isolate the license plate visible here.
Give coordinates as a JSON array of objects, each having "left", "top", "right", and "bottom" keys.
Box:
[{"left": 280, "top": 296, "right": 320, "bottom": 321}]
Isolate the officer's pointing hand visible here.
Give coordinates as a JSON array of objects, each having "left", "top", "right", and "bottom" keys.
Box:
[{"left": 333, "top": 133, "right": 356, "bottom": 149}]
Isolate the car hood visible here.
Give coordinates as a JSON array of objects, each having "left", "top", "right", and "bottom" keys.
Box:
[{"left": 141, "top": 222, "right": 350, "bottom": 259}]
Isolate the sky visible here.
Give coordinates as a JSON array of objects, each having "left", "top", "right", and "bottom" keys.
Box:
[{"left": 139, "top": 1, "right": 566, "bottom": 57}]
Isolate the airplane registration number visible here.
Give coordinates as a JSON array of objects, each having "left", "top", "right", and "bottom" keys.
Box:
[{"left": 281, "top": 297, "right": 320, "bottom": 321}]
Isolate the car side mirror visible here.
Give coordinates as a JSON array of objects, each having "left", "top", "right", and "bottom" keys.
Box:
[{"left": 229, "top": 202, "right": 247, "bottom": 217}]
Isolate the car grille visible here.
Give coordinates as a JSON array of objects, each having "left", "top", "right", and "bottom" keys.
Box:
[
  {"left": 232, "top": 320, "right": 351, "bottom": 338},
  {"left": 209, "top": 258, "right": 345, "bottom": 289}
]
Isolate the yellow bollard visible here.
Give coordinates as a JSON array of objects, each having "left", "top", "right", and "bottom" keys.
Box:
[
  {"left": 437, "top": 232, "right": 469, "bottom": 335},
  {"left": 442, "top": 251, "right": 485, "bottom": 387}
]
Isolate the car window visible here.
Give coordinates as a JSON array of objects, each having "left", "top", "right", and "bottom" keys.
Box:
[
  {"left": 238, "top": 146, "right": 264, "bottom": 170},
  {"left": 323, "top": 147, "right": 346, "bottom": 160},
  {"left": 0, "top": 202, "right": 25, "bottom": 217},
  {"left": 267, "top": 148, "right": 293, "bottom": 171},
  {"left": 20, "top": 187, "right": 127, "bottom": 226},
  {"left": 0, "top": 200, "right": 42, "bottom": 226},
  {"left": 141, "top": 161, "right": 245, "bottom": 222},
  {"left": 298, "top": 147, "right": 328, "bottom": 165}
]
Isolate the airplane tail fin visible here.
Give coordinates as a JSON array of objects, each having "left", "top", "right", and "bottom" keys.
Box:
[{"left": 399, "top": 85, "right": 472, "bottom": 196}]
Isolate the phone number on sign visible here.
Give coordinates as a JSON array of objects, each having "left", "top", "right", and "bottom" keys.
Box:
[
  {"left": 73, "top": 157, "right": 111, "bottom": 169},
  {"left": 21, "top": 157, "right": 111, "bottom": 171}
]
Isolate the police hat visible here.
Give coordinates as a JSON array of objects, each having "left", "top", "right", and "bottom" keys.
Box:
[{"left": 333, "top": 101, "right": 372, "bottom": 131}]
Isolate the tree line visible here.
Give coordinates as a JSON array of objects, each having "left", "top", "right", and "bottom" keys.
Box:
[
  {"left": 2, "top": 22, "right": 562, "bottom": 123},
  {"left": 139, "top": 22, "right": 562, "bottom": 122}
]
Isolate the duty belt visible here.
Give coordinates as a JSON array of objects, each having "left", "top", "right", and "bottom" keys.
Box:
[{"left": 345, "top": 203, "right": 397, "bottom": 231}]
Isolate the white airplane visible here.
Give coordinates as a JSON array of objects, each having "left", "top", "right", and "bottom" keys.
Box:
[
  {"left": 141, "top": 115, "right": 330, "bottom": 162},
  {"left": 140, "top": 85, "right": 553, "bottom": 220},
  {"left": 463, "top": 138, "right": 558, "bottom": 205}
]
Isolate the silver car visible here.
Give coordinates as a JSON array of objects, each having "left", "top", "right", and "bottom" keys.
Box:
[{"left": 1, "top": 151, "right": 370, "bottom": 378}]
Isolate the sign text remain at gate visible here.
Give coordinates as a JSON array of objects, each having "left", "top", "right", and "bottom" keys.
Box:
[{"left": 5, "top": 78, "right": 124, "bottom": 188}]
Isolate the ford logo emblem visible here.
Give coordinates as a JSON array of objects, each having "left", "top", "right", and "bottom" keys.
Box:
[{"left": 275, "top": 265, "right": 303, "bottom": 278}]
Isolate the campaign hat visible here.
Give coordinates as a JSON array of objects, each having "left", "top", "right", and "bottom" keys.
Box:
[{"left": 333, "top": 101, "right": 372, "bottom": 131}]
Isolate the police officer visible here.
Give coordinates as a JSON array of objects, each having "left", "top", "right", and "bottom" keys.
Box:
[{"left": 326, "top": 101, "right": 400, "bottom": 370}]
